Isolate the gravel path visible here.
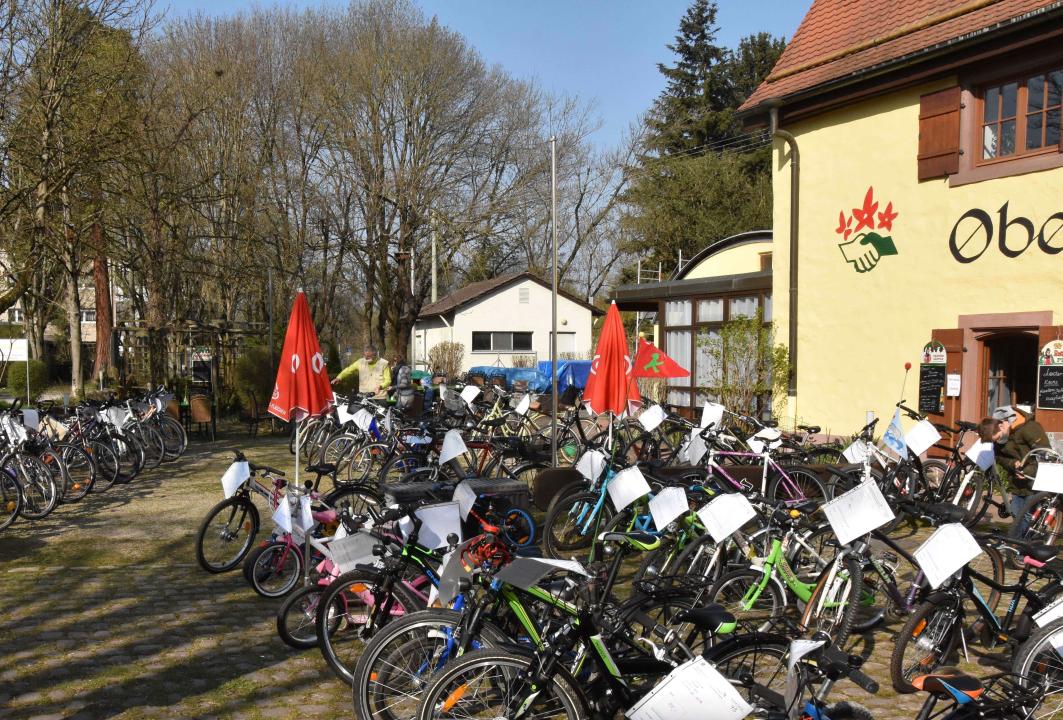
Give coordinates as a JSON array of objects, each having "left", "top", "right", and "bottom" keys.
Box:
[{"left": 0, "top": 433, "right": 1020, "bottom": 719}]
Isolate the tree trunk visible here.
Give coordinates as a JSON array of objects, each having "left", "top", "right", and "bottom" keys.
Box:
[
  {"left": 66, "top": 273, "right": 83, "bottom": 396},
  {"left": 92, "top": 248, "right": 114, "bottom": 379}
]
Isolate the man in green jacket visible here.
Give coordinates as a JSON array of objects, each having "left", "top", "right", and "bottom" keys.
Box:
[
  {"left": 332, "top": 345, "right": 391, "bottom": 396},
  {"left": 992, "top": 404, "right": 1051, "bottom": 534}
]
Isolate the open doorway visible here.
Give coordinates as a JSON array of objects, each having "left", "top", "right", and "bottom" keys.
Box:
[{"left": 983, "top": 333, "right": 1038, "bottom": 414}]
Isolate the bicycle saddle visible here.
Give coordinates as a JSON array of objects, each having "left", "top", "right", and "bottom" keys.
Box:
[
  {"left": 1024, "top": 544, "right": 1058, "bottom": 564},
  {"left": 956, "top": 420, "right": 978, "bottom": 432},
  {"left": 912, "top": 669, "right": 984, "bottom": 704},
  {"left": 679, "top": 604, "right": 736, "bottom": 633},
  {"left": 304, "top": 463, "right": 337, "bottom": 476},
  {"left": 791, "top": 498, "right": 819, "bottom": 515},
  {"left": 799, "top": 425, "right": 821, "bottom": 435}
]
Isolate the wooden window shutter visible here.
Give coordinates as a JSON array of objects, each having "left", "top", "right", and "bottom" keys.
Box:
[{"left": 918, "top": 86, "right": 962, "bottom": 181}]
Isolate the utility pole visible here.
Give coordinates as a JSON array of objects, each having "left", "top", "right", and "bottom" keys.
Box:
[
  {"left": 410, "top": 244, "right": 416, "bottom": 367},
  {"left": 431, "top": 211, "right": 438, "bottom": 304},
  {"left": 550, "top": 137, "right": 559, "bottom": 467}
]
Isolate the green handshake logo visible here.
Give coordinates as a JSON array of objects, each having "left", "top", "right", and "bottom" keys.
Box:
[
  {"left": 835, "top": 186, "right": 899, "bottom": 274},
  {"left": 838, "top": 231, "right": 898, "bottom": 274}
]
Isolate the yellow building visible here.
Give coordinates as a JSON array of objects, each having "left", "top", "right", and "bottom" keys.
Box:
[{"left": 621, "top": 0, "right": 1063, "bottom": 439}]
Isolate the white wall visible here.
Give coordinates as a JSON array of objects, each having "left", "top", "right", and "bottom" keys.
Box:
[{"left": 415, "top": 278, "right": 594, "bottom": 373}]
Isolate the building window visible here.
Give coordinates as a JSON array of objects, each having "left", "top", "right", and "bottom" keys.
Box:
[
  {"left": 550, "top": 331, "right": 576, "bottom": 356},
  {"left": 80, "top": 309, "right": 96, "bottom": 323},
  {"left": 472, "top": 331, "right": 532, "bottom": 352},
  {"left": 729, "top": 296, "right": 759, "bottom": 319},
  {"left": 759, "top": 252, "right": 772, "bottom": 271},
  {"left": 518, "top": 287, "right": 530, "bottom": 304},
  {"left": 978, "top": 68, "right": 1062, "bottom": 163},
  {"left": 7, "top": 308, "right": 23, "bottom": 323}
]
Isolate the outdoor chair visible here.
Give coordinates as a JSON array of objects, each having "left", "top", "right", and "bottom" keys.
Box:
[
  {"left": 189, "top": 394, "right": 215, "bottom": 442},
  {"left": 242, "top": 393, "right": 273, "bottom": 437}
]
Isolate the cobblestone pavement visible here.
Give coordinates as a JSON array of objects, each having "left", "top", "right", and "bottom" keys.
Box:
[{"left": 0, "top": 434, "right": 1021, "bottom": 719}]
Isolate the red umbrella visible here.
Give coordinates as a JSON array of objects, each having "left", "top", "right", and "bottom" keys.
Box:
[
  {"left": 268, "top": 290, "right": 332, "bottom": 422},
  {"left": 633, "top": 338, "right": 689, "bottom": 378},
  {"left": 584, "top": 302, "right": 640, "bottom": 415}
]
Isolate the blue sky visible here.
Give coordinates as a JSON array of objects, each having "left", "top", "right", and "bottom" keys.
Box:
[{"left": 162, "top": 1, "right": 811, "bottom": 148}]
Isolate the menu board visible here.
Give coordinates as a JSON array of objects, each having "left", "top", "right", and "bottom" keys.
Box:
[
  {"left": 1038, "top": 365, "right": 1063, "bottom": 410},
  {"left": 919, "top": 364, "right": 946, "bottom": 415}
]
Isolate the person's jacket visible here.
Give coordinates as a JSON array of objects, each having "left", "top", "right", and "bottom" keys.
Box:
[{"left": 997, "top": 417, "right": 1051, "bottom": 492}]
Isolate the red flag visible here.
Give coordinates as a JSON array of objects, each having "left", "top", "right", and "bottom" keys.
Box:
[
  {"left": 633, "top": 338, "right": 689, "bottom": 379},
  {"left": 583, "top": 302, "right": 640, "bottom": 415},
  {"left": 268, "top": 291, "right": 333, "bottom": 422}
]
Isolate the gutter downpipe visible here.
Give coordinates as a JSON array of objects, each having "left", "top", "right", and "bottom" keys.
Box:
[{"left": 766, "top": 100, "right": 799, "bottom": 398}]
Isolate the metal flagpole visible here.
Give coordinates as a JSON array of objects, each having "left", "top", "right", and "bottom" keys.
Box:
[{"left": 550, "top": 137, "right": 559, "bottom": 467}]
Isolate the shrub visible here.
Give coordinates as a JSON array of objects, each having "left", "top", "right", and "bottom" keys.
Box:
[
  {"left": 232, "top": 346, "right": 276, "bottom": 409},
  {"left": 6, "top": 359, "right": 47, "bottom": 398},
  {"left": 511, "top": 354, "right": 536, "bottom": 368},
  {"left": 428, "top": 341, "right": 464, "bottom": 379}
]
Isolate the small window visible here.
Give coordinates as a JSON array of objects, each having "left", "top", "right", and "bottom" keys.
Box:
[
  {"left": 472, "top": 331, "right": 532, "bottom": 352},
  {"left": 729, "top": 296, "right": 759, "bottom": 319},
  {"left": 80, "top": 309, "right": 96, "bottom": 323},
  {"left": 978, "top": 67, "right": 1062, "bottom": 163},
  {"left": 513, "top": 332, "right": 532, "bottom": 351},
  {"left": 472, "top": 332, "right": 491, "bottom": 351},
  {"left": 492, "top": 332, "right": 513, "bottom": 351},
  {"left": 697, "top": 299, "right": 723, "bottom": 323},
  {"left": 518, "top": 287, "right": 530, "bottom": 304},
  {"left": 7, "top": 308, "right": 23, "bottom": 323},
  {"left": 759, "top": 252, "right": 772, "bottom": 271}
]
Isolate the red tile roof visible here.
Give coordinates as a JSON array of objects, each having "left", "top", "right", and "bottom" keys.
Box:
[{"left": 740, "top": 0, "right": 1062, "bottom": 114}]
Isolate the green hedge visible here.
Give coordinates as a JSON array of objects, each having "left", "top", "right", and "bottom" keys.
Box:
[{"left": 6, "top": 360, "right": 47, "bottom": 397}]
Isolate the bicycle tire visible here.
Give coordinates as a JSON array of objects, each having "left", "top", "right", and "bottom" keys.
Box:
[
  {"left": 1013, "top": 492, "right": 1063, "bottom": 547},
  {"left": 767, "top": 467, "right": 828, "bottom": 504},
  {"left": 245, "top": 540, "right": 304, "bottom": 598},
  {"left": 542, "top": 490, "right": 614, "bottom": 561},
  {"left": 196, "top": 496, "right": 261, "bottom": 573},
  {"left": 87, "top": 440, "right": 119, "bottom": 492},
  {"left": 316, "top": 567, "right": 427, "bottom": 684},
  {"left": 55, "top": 443, "right": 95, "bottom": 501},
  {"left": 414, "top": 647, "right": 588, "bottom": 720},
  {"left": 352, "top": 609, "right": 510, "bottom": 720},
  {"left": 7, "top": 453, "right": 58, "bottom": 519},
  {"left": 824, "top": 702, "right": 876, "bottom": 719},
  {"left": 127, "top": 425, "right": 165, "bottom": 470},
  {"left": 890, "top": 595, "right": 963, "bottom": 693},
  {"left": 1012, "top": 615, "right": 1063, "bottom": 717},
  {"left": 800, "top": 553, "right": 862, "bottom": 645},
  {"left": 276, "top": 582, "right": 342, "bottom": 649},
  {"left": 344, "top": 441, "right": 389, "bottom": 485},
  {"left": 937, "top": 466, "right": 986, "bottom": 526},
  {"left": 323, "top": 483, "right": 385, "bottom": 520},
  {"left": 702, "top": 631, "right": 790, "bottom": 710},
  {"left": 0, "top": 469, "right": 22, "bottom": 530},
  {"left": 38, "top": 447, "right": 73, "bottom": 504},
  {"left": 707, "top": 568, "right": 787, "bottom": 632},
  {"left": 157, "top": 415, "right": 187, "bottom": 461}
]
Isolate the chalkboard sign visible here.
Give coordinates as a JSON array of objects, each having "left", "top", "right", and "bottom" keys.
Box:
[
  {"left": 1038, "top": 365, "right": 1063, "bottom": 410},
  {"left": 919, "top": 364, "right": 947, "bottom": 414}
]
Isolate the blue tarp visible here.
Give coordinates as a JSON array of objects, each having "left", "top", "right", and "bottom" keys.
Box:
[
  {"left": 468, "top": 366, "right": 551, "bottom": 393},
  {"left": 537, "top": 360, "right": 592, "bottom": 393}
]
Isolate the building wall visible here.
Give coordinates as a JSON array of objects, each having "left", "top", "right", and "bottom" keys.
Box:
[
  {"left": 682, "top": 239, "right": 771, "bottom": 280},
  {"left": 772, "top": 78, "right": 1063, "bottom": 436},
  {"left": 416, "top": 278, "right": 594, "bottom": 373}
]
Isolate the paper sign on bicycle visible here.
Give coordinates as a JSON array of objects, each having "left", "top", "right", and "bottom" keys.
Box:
[
  {"left": 272, "top": 498, "right": 294, "bottom": 534},
  {"left": 439, "top": 429, "right": 468, "bottom": 465},
  {"left": 21, "top": 409, "right": 38, "bottom": 431},
  {"left": 1034, "top": 595, "right": 1063, "bottom": 628},
  {"left": 399, "top": 501, "right": 462, "bottom": 550},
  {"left": 697, "top": 492, "right": 757, "bottom": 543},
  {"left": 220, "top": 461, "right": 250, "bottom": 498},
  {"left": 821, "top": 480, "right": 894, "bottom": 546},
  {"left": 649, "top": 486, "right": 688, "bottom": 530},
  {"left": 352, "top": 409, "right": 375, "bottom": 432},
  {"left": 1033, "top": 462, "right": 1063, "bottom": 494},
  {"left": 335, "top": 404, "right": 356, "bottom": 426},
  {"left": 460, "top": 385, "right": 481, "bottom": 406},
  {"left": 842, "top": 439, "right": 872, "bottom": 464},
  {"left": 904, "top": 420, "right": 941, "bottom": 457},
  {"left": 638, "top": 404, "right": 666, "bottom": 432},
  {"left": 607, "top": 466, "right": 651, "bottom": 511},
  {"left": 627, "top": 656, "right": 752, "bottom": 720},
  {"left": 328, "top": 531, "right": 379, "bottom": 574},
  {"left": 700, "top": 401, "right": 725, "bottom": 429},
  {"left": 576, "top": 449, "right": 606, "bottom": 482},
  {"left": 493, "top": 557, "right": 588, "bottom": 590},
  {"left": 913, "top": 523, "right": 982, "bottom": 589},
  {"left": 452, "top": 480, "right": 477, "bottom": 520},
  {"left": 514, "top": 393, "right": 531, "bottom": 416},
  {"left": 965, "top": 440, "right": 995, "bottom": 472},
  {"left": 686, "top": 430, "right": 707, "bottom": 464},
  {"left": 747, "top": 427, "right": 782, "bottom": 454}
]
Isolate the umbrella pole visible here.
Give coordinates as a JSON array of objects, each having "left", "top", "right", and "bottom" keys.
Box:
[{"left": 297, "top": 418, "right": 311, "bottom": 588}]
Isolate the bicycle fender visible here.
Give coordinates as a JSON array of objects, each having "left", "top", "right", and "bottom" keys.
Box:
[{"left": 742, "top": 565, "right": 790, "bottom": 608}]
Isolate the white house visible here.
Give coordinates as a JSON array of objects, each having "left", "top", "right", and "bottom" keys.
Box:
[{"left": 414, "top": 272, "right": 601, "bottom": 372}]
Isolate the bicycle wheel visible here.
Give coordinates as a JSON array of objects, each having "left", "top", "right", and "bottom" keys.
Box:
[
  {"left": 112, "top": 434, "right": 144, "bottom": 482},
  {"left": 937, "top": 466, "right": 985, "bottom": 525},
  {"left": 38, "top": 447, "right": 72, "bottom": 504},
  {"left": 541, "top": 490, "right": 613, "bottom": 560},
  {"left": 6, "top": 453, "right": 58, "bottom": 520},
  {"left": 379, "top": 452, "right": 429, "bottom": 485},
  {"left": 352, "top": 609, "right": 510, "bottom": 720},
  {"left": 344, "top": 442, "right": 389, "bottom": 484},
  {"left": 156, "top": 415, "right": 187, "bottom": 461},
  {"left": 324, "top": 484, "right": 385, "bottom": 519},
  {"left": 707, "top": 568, "right": 787, "bottom": 632},
  {"left": 244, "top": 540, "right": 304, "bottom": 598},
  {"left": 87, "top": 440, "right": 119, "bottom": 492},
  {"left": 55, "top": 443, "right": 94, "bottom": 501},
  {"left": 1014, "top": 493, "right": 1063, "bottom": 547},
  {"left": 0, "top": 469, "right": 22, "bottom": 530},
  {"left": 1012, "top": 617, "right": 1063, "bottom": 719},
  {"left": 195, "top": 496, "right": 261, "bottom": 573},
  {"left": 276, "top": 583, "right": 343, "bottom": 649},
  {"left": 127, "top": 425, "right": 165, "bottom": 470},
  {"left": 317, "top": 568, "right": 427, "bottom": 684},
  {"left": 414, "top": 648, "right": 587, "bottom": 720},
  {"left": 702, "top": 632, "right": 790, "bottom": 710},
  {"left": 767, "top": 467, "right": 828, "bottom": 504},
  {"left": 672, "top": 533, "right": 730, "bottom": 585},
  {"left": 890, "top": 596, "right": 963, "bottom": 693},
  {"left": 799, "top": 554, "right": 862, "bottom": 645}
]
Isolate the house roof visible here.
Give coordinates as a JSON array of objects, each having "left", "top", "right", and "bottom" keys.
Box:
[
  {"left": 740, "top": 0, "right": 1063, "bottom": 115},
  {"left": 417, "top": 272, "right": 603, "bottom": 319},
  {"left": 673, "top": 230, "right": 772, "bottom": 281}
]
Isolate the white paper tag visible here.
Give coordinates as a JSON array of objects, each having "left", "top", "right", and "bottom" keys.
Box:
[
  {"left": 272, "top": 498, "right": 293, "bottom": 534},
  {"left": 649, "top": 487, "right": 689, "bottom": 530},
  {"left": 697, "top": 493, "right": 757, "bottom": 543},
  {"left": 492, "top": 557, "right": 588, "bottom": 590},
  {"left": 1034, "top": 595, "right": 1063, "bottom": 628},
  {"left": 328, "top": 531, "right": 379, "bottom": 574},
  {"left": 1050, "top": 629, "right": 1063, "bottom": 659},
  {"left": 700, "top": 402, "right": 725, "bottom": 429},
  {"left": 575, "top": 449, "right": 607, "bottom": 482},
  {"left": 904, "top": 419, "right": 941, "bottom": 457},
  {"left": 439, "top": 429, "right": 468, "bottom": 465},
  {"left": 436, "top": 546, "right": 473, "bottom": 606},
  {"left": 964, "top": 441, "right": 995, "bottom": 472},
  {"left": 687, "top": 431, "right": 707, "bottom": 465},
  {"left": 913, "top": 523, "right": 983, "bottom": 589},
  {"left": 460, "top": 385, "right": 481, "bottom": 406},
  {"left": 638, "top": 405, "right": 667, "bottom": 432},
  {"left": 627, "top": 656, "right": 752, "bottom": 720},
  {"left": 607, "top": 466, "right": 651, "bottom": 511},
  {"left": 452, "top": 480, "right": 478, "bottom": 520},
  {"left": 298, "top": 496, "right": 314, "bottom": 532},
  {"left": 336, "top": 404, "right": 356, "bottom": 426},
  {"left": 821, "top": 480, "right": 894, "bottom": 546},
  {"left": 220, "top": 461, "right": 250, "bottom": 498},
  {"left": 842, "top": 439, "right": 872, "bottom": 464},
  {"left": 784, "top": 639, "right": 827, "bottom": 712},
  {"left": 21, "top": 409, "right": 39, "bottom": 431},
  {"left": 747, "top": 427, "right": 782, "bottom": 454},
  {"left": 515, "top": 394, "right": 531, "bottom": 416},
  {"left": 399, "top": 501, "right": 462, "bottom": 550},
  {"left": 353, "top": 409, "right": 375, "bottom": 432},
  {"left": 1034, "top": 463, "right": 1063, "bottom": 493}
]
